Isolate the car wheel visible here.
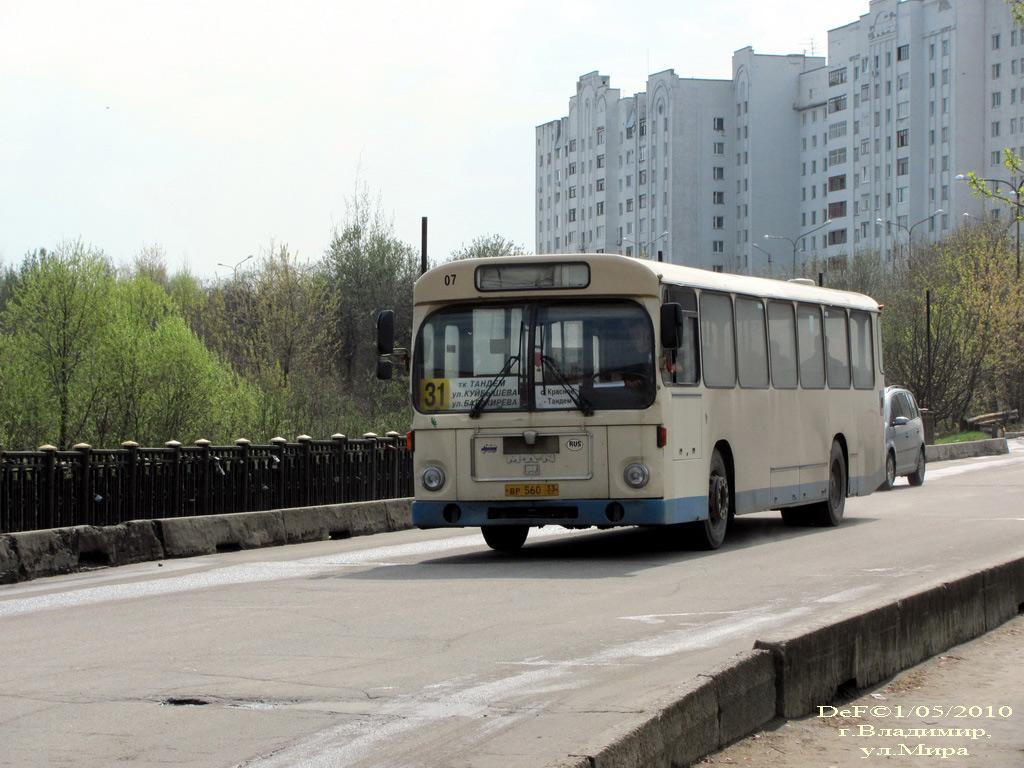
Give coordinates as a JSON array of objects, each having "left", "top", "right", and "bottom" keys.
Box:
[
  {"left": 881, "top": 450, "right": 896, "bottom": 490},
  {"left": 907, "top": 448, "right": 926, "bottom": 486}
]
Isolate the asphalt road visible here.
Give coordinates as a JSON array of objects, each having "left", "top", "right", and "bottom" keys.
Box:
[{"left": 2, "top": 441, "right": 1022, "bottom": 768}]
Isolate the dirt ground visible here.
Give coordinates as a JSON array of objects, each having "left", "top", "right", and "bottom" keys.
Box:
[{"left": 696, "top": 614, "right": 1024, "bottom": 767}]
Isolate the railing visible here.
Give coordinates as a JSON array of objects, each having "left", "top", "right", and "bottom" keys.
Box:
[{"left": 0, "top": 433, "right": 413, "bottom": 534}]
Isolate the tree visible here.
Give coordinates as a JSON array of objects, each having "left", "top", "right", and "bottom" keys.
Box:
[
  {"left": 879, "top": 223, "right": 1023, "bottom": 427},
  {"left": 0, "top": 242, "right": 114, "bottom": 448},
  {"left": 448, "top": 234, "right": 528, "bottom": 261}
]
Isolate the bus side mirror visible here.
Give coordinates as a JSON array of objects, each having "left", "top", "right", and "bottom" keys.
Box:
[
  {"left": 377, "top": 359, "right": 394, "bottom": 381},
  {"left": 660, "top": 303, "right": 684, "bottom": 350},
  {"left": 377, "top": 310, "right": 395, "bottom": 355}
]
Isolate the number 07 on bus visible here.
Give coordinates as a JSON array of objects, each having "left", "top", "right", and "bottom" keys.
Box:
[{"left": 376, "top": 253, "right": 885, "bottom": 552}]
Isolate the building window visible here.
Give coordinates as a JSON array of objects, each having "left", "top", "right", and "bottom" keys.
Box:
[
  {"left": 993, "top": 122, "right": 1002, "bottom": 137},
  {"left": 897, "top": 44, "right": 910, "bottom": 61},
  {"left": 713, "top": 167, "right": 724, "bottom": 180},
  {"left": 568, "top": 209, "right": 576, "bottom": 222},
  {"left": 828, "top": 201, "right": 848, "bottom": 219},
  {"left": 829, "top": 68, "right": 848, "bottom": 86},
  {"left": 993, "top": 63, "right": 1002, "bottom": 79},
  {"left": 713, "top": 117, "right": 725, "bottom": 131},
  {"left": 828, "top": 95, "right": 847, "bottom": 113},
  {"left": 596, "top": 201, "right": 605, "bottom": 215},
  {"left": 596, "top": 127, "right": 605, "bottom": 145},
  {"left": 828, "top": 174, "right": 847, "bottom": 192},
  {"left": 828, "top": 229, "right": 848, "bottom": 246},
  {"left": 897, "top": 129, "right": 909, "bottom": 147},
  {"left": 993, "top": 92, "right": 1002, "bottom": 107},
  {"left": 897, "top": 157, "right": 909, "bottom": 175},
  {"left": 712, "top": 216, "right": 725, "bottom": 229},
  {"left": 713, "top": 191, "right": 725, "bottom": 204},
  {"left": 712, "top": 241, "right": 724, "bottom": 253}
]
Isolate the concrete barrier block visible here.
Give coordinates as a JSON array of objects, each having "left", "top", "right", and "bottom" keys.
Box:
[
  {"left": 280, "top": 499, "right": 413, "bottom": 544},
  {"left": 981, "top": 556, "right": 1024, "bottom": 630},
  {"left": 755, "top": 601, "right": 900, "bottom": 719},
  {"left": 926, "top": 438, "right": 1008, "bottom": 463},
  {"left": 700, "top": 649, "right": 776, "bottom": 747},
  {"left": 75, "top": 521, "right": 165, "bottom": 568},
  {"left": 158, "top": 511, "right": 287, "bottom": 558},
  {"left": 14, "top": 529, "right": 77, "bottom": 580},
  {"left": 590, "top": 677, "right": 718, "bottom": 768},
  {"left": 897, "top": 574, "right": 986, "bottom": 668},
  {"left": 0, "top": 535, "right": 19, "bottom": 584}
]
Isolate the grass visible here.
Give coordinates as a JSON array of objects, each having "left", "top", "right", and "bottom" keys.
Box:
[{"left": 935, "top": 430, "right": 1001, "bottom": 444}]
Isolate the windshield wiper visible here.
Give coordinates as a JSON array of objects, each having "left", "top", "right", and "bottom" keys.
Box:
[
  {"left": 469, "top": 354, "right": 521, "bottom": 419},
  {"left": 541, "top": 355, "right": 594, "bottom": 417}
]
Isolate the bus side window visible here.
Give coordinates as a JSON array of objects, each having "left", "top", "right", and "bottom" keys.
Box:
[
  {"left": 736, "top": 296, "right": 768, "bottom": 388},
  {"left": 700, "top": 292, "right": 736, "bottom": 388},
  {"left": 824, "top": 307, "right": 851, "bottom": 389},
  {"left": 849, "top": 310, "right": 876, "bottom": 389},
  {"left": 796, "top": 303, "right": 825, "bottom": 389},
  {"left": 768, "top": 301, "right": 798, "bottom": 389},
  {"left": 663, "top": 287, "right": 699, "bottom": 385}
]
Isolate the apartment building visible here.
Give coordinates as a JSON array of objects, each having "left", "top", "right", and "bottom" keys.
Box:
[{"left": 536, "top": 0, "right": 1022, "bottom": 274}]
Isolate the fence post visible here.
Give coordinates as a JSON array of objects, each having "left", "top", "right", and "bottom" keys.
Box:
[
  {"left": 165, "top": 441, "right": 182, "bottom": 517},
  {"left": 39, "top": 445, "right": 57, "bottom": 530},
  {"left": 195, "top": 439, "right": 211, "bottom": 516},
  {"left": 73, "top": 443, "right": 93, "bottom": 526},
  {"left": 386, "top": 431, "right": 402, "bottom": 499},
  {"left": 235, "top": 438, "right": 251, "bottom": 513},
  {"left": 331, "top": 434, "right": 347, "bottom": 505},
  {"left": 297, "top": 435, "right": 312, "bottom": 507},
  {"left": 363, "top": 433, "right": 379, "bottom": 502},
  {"left": 270, "top": 437, "right": 287, "bottom": 510},
  {"left": 121, "top": 441, "right": 139, "bottom": 523}
]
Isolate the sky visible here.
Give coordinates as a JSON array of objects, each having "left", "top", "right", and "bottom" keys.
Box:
[{"left": 0, "top": 0, "right": 869, "bottom": 279}]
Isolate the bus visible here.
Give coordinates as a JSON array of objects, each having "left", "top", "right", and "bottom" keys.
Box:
[{"left": 377, "top": 253, "right": 885, "bottom": 552}]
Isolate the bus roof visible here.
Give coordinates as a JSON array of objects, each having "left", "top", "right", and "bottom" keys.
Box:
[{"left": 416, "top": 253, "right": 880, "bottom": 312}]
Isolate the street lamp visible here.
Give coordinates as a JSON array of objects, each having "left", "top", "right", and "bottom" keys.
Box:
[
  {"left": 751, "top": 243, "right": 773, "bottom": 276},
  {"left": 763, "top": 219, "right": 832, "bottom": 276},
  {"left": 217, "top": 254, "right": 254, "bottom": 278},
  {"left": 956, "top": 174, "right": 1021, "bottom": 279},
  {"left": 622, "top": 231, "right": 669, "bottom": 260},
  {"left": 875, "top": 209, "right": 943, "bottom": 267}
]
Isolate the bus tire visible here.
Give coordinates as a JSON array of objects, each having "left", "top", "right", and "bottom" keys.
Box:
[
  {"left": 482, "top": 525, "right": 529, "bottom": 552},
  {"left": 810, "top": 441, "right": 846, "bottom": 527},
  {"left": 691, "top": 450, "right": 730, "bottom": 550}
]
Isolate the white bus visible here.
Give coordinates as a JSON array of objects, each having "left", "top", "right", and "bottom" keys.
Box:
[{"left": 377, "top": 253, "right": 885, "bottom": 551}]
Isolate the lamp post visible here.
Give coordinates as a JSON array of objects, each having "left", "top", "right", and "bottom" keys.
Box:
[
  {"left": 622, "top": 231, "right": 669, "bottom": 260},
  {"left": 763, "top": 219, "right": 832, "bottom": 276},
  {"left": 217, "top": 254, "right": 254, "bottom": 278},
  {"left": 875, "top": 209, "right": 943, "bottom": 267},
  {"left": 751, "top": 243, "right": 773, "bottom": 276},
  {"left": 956, "top": 174, "right": 1021, "bottom": 279}
]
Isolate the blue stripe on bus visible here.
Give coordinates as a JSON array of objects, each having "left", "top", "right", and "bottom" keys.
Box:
[
  {"left": 412, "top": 496, "right": 706, "bottom": 528},
  {"left": 413, "top": 469, "right": 876, "bottom": 529}
]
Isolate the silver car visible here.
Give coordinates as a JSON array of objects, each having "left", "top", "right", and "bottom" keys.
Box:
[{"left": 881, "top": 385, "right": 926, "bottom": 489}]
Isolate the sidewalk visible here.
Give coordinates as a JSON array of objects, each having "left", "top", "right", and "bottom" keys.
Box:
[{"left": 697, "top": 613, "right": 1024, "bottom": 767}]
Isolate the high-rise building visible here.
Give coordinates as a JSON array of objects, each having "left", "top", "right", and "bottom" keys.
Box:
[{"left": 536, "top": 0, "right": 1022, "bottom": 274}]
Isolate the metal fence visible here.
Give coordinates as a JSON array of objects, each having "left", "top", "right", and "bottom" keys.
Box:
[{"left": 0, "top": 434, "right": 413, "bottom": 534}]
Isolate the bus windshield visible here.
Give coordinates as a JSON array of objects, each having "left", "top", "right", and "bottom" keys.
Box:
[{"left": 413, "top": 299, "right": 655, "bottom": 414}]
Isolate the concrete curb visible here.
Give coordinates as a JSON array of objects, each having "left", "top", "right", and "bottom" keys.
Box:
[
  {"left": 0, "top": 498, "right": 412, "bottom": 584},
  {"left": 560, "top": 556, "right": 1024, "bottom": 767},
  {"left": 926, "top": 437, "right": 1008, "bottom": 462}
]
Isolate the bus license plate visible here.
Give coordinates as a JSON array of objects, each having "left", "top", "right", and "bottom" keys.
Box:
[{"left": 505, "top": 483, "right": 559, "bottom": 498}]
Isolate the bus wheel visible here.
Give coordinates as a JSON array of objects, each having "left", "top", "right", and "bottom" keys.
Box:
[
  {"left": 811, "top": 441, "right": 846, "bottom": 527},
  {"left": 907, "top": 448, "right": 926, "bottom": 486},
  {"left": 482, "top": 525, "right": 529, "bottom": 552},
  {"left": 881, "top": 450, "right": 896, "bottom": 490},
  {"left": 691, "top": 450, "right": 730, "bottom": 550}
]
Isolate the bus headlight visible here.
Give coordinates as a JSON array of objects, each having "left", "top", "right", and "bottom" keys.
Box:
[
  {"left": 624, "top": 463, "right": 650, "bottom": 489},
  {"left": 421, "top": 465, "right": 446, "bottom": 492}
]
